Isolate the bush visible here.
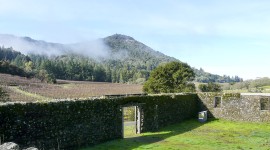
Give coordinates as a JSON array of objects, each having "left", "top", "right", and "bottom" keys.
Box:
[
  {"left": 198, "top": 82, "right": 222, "bottom": 92},
  {"left": 36, "top": 69, "right": 56, "bottom": 84},
  {"left": 0, "top": 87, "right": 9, "bottom": 102}
]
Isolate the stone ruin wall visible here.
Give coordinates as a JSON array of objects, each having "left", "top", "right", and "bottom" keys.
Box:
[{"left": 198, "top": 92, "right": 270, "bottom": 122}]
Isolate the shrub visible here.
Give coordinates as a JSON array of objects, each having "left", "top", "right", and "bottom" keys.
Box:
[
  {"left": 0, "top": 87, "right": 9, "bottom": 102},
  {"left": 198, "top": 82, "right": 222, "bottom": 92}
]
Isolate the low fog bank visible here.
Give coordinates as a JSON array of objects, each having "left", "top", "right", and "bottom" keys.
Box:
[
  {"left": 0, "top": 34, "right": 66, "bottom": 56},
  {"left": 68, "top": 39, "right": 110, "bottom": 59},
  {"left": 0, "top": 34, "right": 111, "bottom": 59}
]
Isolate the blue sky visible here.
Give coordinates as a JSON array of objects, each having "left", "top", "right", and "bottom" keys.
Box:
[{"left": 1, "top": 0, "right": 270, "bottom": 80}]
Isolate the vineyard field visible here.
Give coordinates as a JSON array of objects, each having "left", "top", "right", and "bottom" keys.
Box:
[{"left": 0, "top": 73, "right": 143, "bottom": 102}]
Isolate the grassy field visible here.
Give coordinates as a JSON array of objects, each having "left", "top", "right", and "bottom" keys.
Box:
[
  {"left": 262, "top": 86, "right": 270, "bottom": 92},
  {"left": 0, "top": 73, "right": 143, "bottom": 102},
  {"left": 82, "top": 119, "right": 270, "bottom": 150},
  {"left": 124, "top": 124, "right": 137, "bottom": 138}
]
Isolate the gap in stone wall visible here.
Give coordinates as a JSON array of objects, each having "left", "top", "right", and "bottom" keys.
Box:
[{"left": 123, "top": 106, "right": 137, "bottom": 138}]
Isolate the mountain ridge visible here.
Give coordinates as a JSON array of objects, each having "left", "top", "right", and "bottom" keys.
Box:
[{"left": 0, "top": 33, "right": 243, "bottom": 83}]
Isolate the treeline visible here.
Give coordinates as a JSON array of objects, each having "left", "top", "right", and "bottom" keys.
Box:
[
  {"left": 0, "top": 46, "right": 30, "bottom": 61},
  {"left": 0, "top": 61, "right": 32, "bottom": 77},
  {"left": 0, "top": 47, "right": 55, "bottom": 83},
  {"left": 0, "top": 47, "right": 33, "bottom": 77},
  {"left": 30, "top": 55, "right": 150, "bottom": 83},
  {"left": 0, "top": 47, "right": 151, "bottom": 83},
  {"left": 0, "top": 46, "right": 244, "bottom": 84},
  {"left": 194, "top": 68, "right": 243, "bottom": 83},
  {"left": 222, "top": 77, "right": 270, "bottom": 92}
]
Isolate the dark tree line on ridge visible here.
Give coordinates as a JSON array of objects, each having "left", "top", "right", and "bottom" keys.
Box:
[
  {"left": 194, "top": 68, "right": 243, "bottom": 83},
  {"left": 0, "top": 46, "right": 243, "bottom": 84},
  {"left": 0, "top": 47, "right": 151, "bottom": 83}
]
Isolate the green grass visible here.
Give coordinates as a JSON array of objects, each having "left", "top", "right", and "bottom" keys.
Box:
[
  {"left": 124, "top": 125, "right": 137, "bottom": 138},
  {"left": 223, "top": 89, "right": 249, "bottom": 93},
  {"left": 81, "top": 119, "right": 270, "bottom": 150},
  {"left": 262, "top": 86, "right": 270, "bottom": 92}
]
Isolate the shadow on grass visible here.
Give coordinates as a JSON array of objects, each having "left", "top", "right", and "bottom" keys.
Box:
[{"left": 81, "top": 119, "right": 217, "bottom": 150}]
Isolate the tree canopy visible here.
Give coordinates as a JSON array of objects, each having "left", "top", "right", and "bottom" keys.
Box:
[{"left": 143, "top": 61, "right": 195, "bottom": 93}]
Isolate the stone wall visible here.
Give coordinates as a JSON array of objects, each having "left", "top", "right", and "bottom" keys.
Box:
[
  {"left": 0, "top": 94, "right": 198, "bottom": 149},
  {"left": 0, "top": 142, "right": 38, "bottom": 150},
  {"left": 198, "top": 93, "right": 270, "bottom": 122}
]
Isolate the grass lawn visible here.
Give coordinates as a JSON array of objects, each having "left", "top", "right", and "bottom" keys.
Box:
[
  {"left": 124, "top": 124, "right": 137, "bottom": 138},
  {"left": 81, "top": 119, "right": 270, "bottom": 150},
  {"left": 262, "top": 86, "right": 270, "bottom": 92}
]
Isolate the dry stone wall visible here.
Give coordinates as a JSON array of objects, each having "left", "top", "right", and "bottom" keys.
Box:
[
  {"left": 198, "top": 93, "right": 270, "bottom": 122},
  {"left": 0, "top": 142, "right": 38, "bottom": 150}
]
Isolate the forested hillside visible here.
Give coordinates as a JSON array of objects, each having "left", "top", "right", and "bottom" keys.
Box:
[
  {"left": 0, "top": 34, "right": 243, "bottom": 83},
  {"left": 194, "top": 68, "right": 243, "bottom": 83}
]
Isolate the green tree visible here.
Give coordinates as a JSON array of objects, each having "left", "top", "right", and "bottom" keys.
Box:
[
  {"left": 24, "top": 61, "right": 33, "bottom": 72},
  {"left": 198, "top": 82, "right": 222, "bottom": 92},
  {"left": 37, "top": 69, "right": 56, "bottom": 84},
  {"left": 143, "top": 61, "right": 195, "bottom": 93}
]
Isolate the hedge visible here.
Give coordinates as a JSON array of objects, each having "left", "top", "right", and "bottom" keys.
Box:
[{"left": 0, "top": 94, "right": 198, "bottom": 149}]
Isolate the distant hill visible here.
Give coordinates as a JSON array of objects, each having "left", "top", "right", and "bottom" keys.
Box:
[
  {"left": 0, "top": 34, "right": 242, "bottom": 83},
  {"left": 104, "top": 34, "right": 177, "bottom": 61}
]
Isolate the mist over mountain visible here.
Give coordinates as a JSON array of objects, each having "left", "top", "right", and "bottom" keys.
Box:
[
  {"left": 0, "top": 33, "right": 242, "bottom": 83},
  {"left": 0, "top": 34, "right": 69, "bottom": 56},
  {"left": 0, "top": 34, "right": 176, "bottom": 61}
]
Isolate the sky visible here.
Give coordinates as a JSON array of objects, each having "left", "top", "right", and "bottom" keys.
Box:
[{"left": 1, "top": 0, "right": 270, "bottom": 80}]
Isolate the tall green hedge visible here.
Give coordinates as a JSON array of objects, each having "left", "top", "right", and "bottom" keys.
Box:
[
  {"left": 0, "top": 94, "right": 198, "bottom": 149},
  {"left": 118, "top": 94, "right": 199, "bottom": 132}
]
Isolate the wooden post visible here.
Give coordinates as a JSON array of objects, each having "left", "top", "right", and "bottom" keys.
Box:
[
  {"left": 136, "top": 106, "right": 141, "bottom": 134},
  {"left": 121, "top": 107, "right": 124, "bottom": 138}
]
